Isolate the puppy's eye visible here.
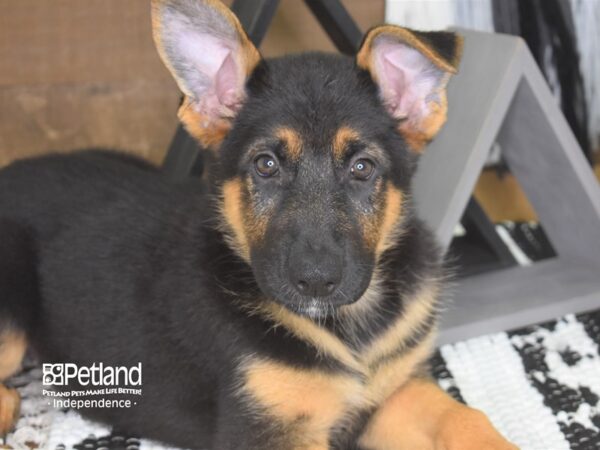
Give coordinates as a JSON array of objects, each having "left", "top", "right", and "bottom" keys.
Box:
[
  {"left": 350, "top": 159, "right": 374, "bottom": 180},
  {"left": 255, "top": 155, "right": 279, "bottom": 177}
]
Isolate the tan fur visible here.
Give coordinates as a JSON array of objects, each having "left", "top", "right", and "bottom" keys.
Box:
[
  {"left": 0, "top": 330, "right": 25, "bottom": 436},
  {"left": 244, "top": 177, "right": 271, "bottom": 244},
  {"left": 363, "top": 331, "right": 437, "bottom": 405},
  {"left": 276, "top": 127, "right": 303, "bottom": 161},
  {"left": 363, "top": 283, "right": 439, "bottom": 369},
  {"left": 332, "top": 126, "right": 361, "bottom": 160},
  {"left": 0, "top": 384, "right": 20, "bottom": 437},
  {"left": 360, "top": 378, "right": 449, "bottom": 450},
  {"left": 359, "top": 379, "right": 519, "bottom": 450},
  {"left": 359, "top": 179, "right": 383, "bottom": 250},
  {"left": 0, "top": 330, "right": 26, "bottom": 381},
  {"left": 177, "top": 98, "right": 233, "bottom": 151},
  {"left": 374, "top": 182, "right": 403, "bottom": 256},
  {"left": 258, "top": 302, "right": 364, "bottom": 375},
  {"left": 242, "top": 358, "right": 365, "bottom": 447},
  {"left": 399, "top": 76, "right": 451, "bottom": 152},
  {"left": 357, "top": 26, "right": 461, "bottom": 77},
  {"left": 221, "top": 178, "right": 251, "bottom": 261},
  {"left": 242, "top": 283, "right": 442, "bottom": 447},
  {"left": 239, "top": 323, "right": 437, "bottom": 449},
  {"left": 220, "top": 177, "right": 273, "bottom": 261}
]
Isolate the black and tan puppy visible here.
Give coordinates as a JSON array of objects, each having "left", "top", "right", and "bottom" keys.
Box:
[{"left": 0, "top": 1, "right": 518, "bottom": 448}]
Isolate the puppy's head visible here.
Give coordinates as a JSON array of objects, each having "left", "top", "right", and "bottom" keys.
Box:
[{"left": 152, "top": 0, "right": 462, "bottom": 317}]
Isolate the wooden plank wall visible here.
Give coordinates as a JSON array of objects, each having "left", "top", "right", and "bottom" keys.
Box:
[{"left": 0, "top": 0, "right": 384, "bottom": 167}]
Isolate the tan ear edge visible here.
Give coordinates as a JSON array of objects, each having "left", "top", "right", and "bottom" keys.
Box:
[{"left": 357, "top": 25, "right": 464, "bottom": 75}]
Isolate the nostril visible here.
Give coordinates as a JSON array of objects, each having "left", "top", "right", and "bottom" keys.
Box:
[
  {"left": 296, "top": 280, "right": 308, "bottom": 294},
  {"left": 325, "top": 282, "right": 336, "bottom": 294}
]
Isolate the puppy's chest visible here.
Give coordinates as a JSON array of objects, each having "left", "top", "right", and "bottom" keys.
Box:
[
  {"left": 240, "top": 335, "right": 434, "bottom": 424},
  {"left": 238, "top": 286, "right": 438, "bottom": 438}
]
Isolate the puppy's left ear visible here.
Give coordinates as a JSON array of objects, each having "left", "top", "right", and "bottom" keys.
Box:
[
  {"left": 152, "top": 0, "right": 261, "bottom": 149},
  {"left": 357, "top": 26, "right": 463, "bottom": 152}
]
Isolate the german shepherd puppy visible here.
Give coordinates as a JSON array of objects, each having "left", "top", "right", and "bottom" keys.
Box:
[{"left": 0, "top": 1, "right": 518, "bottom": 448}]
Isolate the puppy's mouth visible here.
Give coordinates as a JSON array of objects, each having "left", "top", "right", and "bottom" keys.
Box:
[
  {"left": 266, "top": 274, "right": 374, "bottom": 320},
  {"left": 288, "top": 298, "right": 336, "bottom": 319}
]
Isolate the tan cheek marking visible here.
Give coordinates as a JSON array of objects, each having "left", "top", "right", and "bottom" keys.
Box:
[
  {"left": 361, "top": 183, "right": 403, "bottom": 256},
  {"left": 221, "top": 177, "right": 272, "bottom": 260},
  {"left": 275, "top": 127, "right": 303, "bottom": 161},
  {"left": 333, "top": 126, "right": 361, "bottom": 160},
  {"left": 243, "top": 178, "right": 271, "bottom": 245},
  {"left": 363, "top": 282, "right": 439, "bottom": 368},
  {"left": 377, "top": 184, "right": 404, "bottom": 255},
  {"left": 241, "top": 358, "right": 365, "bottom": 442},
  {"left": 359, "top": 178, "right": 383, "bottom": 250},
  {"left": 0, "top": 329, "right": 27, "bottom": 381},
  {"left": 221, "top": 178, "right": 251, "bottom": 261}
]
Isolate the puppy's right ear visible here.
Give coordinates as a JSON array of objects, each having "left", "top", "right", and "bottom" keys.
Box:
[{"left": 152, "top": 0, "right": 261, "bottom": 149}]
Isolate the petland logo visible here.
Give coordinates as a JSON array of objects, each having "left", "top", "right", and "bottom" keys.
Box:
[
  {"left": 42, "top": 363, "right": 143, "bottom": 410},
  {"left": 43, "top": 362, "right": 142, "bottom": 387}
]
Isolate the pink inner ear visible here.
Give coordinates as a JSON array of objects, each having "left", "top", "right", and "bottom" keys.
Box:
[
  {"left": 178, "top": 31, "right": 231, "bottom": 79},
  {"left": 168, "top": 24, "right": 244, "bottom": 119},
  {"left": 374, "top": 38, "right": 442, "bottom": 124},
  {"left": 215, "top": 52, "right": 242, "bottom": 111}
]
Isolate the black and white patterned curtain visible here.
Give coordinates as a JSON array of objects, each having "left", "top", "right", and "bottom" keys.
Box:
[
  {"left": 493, "top": 0, "right": 592, "bottom": 162},
  {"left": 386, "top": 0, "right": 600, "bottom": 160}
]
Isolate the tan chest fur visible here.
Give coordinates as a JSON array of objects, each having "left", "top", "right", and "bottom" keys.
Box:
[{"left": 239, "top": 283, "right": 439, "bottom": 448}]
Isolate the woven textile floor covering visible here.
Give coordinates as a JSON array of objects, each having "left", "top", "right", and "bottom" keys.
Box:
[{"left": 3, "top": 310, "right": 600, "bottom": 450}]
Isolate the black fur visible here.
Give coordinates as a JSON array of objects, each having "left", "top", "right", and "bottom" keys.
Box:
[{"left": 0, "top": 52, "right": 443, "bottom": 449}]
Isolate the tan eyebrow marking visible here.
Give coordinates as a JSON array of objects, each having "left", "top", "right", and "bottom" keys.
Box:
[
  {"left": 275, "top": 127, "right": 303, "bottom": 161},
  {"left": 333, "top": 126, "right": 362, "bottom": 160}
]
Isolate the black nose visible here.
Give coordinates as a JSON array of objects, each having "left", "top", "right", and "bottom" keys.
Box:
[{"left": 289, "top": 245, "right": 342, "bottom": 298}]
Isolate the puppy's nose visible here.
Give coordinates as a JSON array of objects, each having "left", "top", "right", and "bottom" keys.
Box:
[{"left": 289, "top": 256, "right": 342, "bottom": 298}]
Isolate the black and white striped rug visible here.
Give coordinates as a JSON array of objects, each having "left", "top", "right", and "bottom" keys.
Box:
[
  {"left": 433, "top": 310, "right": 600, "bottom": 450},
  {"left": 4, "top": 310, "right": 600, "bottom": 450}
]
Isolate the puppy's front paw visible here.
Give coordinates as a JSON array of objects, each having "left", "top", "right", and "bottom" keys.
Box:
[
  {"left": 437, "top": 407, "right": 519, "bottom": 450},
  {"left": 0, "top": 384, "right": 20, "bottom": 438}
]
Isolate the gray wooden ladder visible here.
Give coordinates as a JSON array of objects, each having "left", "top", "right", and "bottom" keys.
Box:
[{"left": 412, "top": 29, "right": 600, "bottom": 344}]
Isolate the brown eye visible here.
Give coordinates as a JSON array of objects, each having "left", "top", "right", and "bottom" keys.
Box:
[
  {"left": 351, "top": 159, "right": 374, "bottom": 180},
  {"left": 255, "top": 154, "right": 279, "bottom": 177}
]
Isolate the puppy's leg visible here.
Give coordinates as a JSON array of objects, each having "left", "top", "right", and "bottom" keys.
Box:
[
  {"left": 0, "top": 386, "right": 20, "bottom": 439},
  {"left": 0, "top": 220, "right": 39, "bottom": 438},
  {"left": 359, "top": 378, "right": 519, "bottom": 450},
  {"left": 0, "top": 329, "right": 26, "bottom": 437}
]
